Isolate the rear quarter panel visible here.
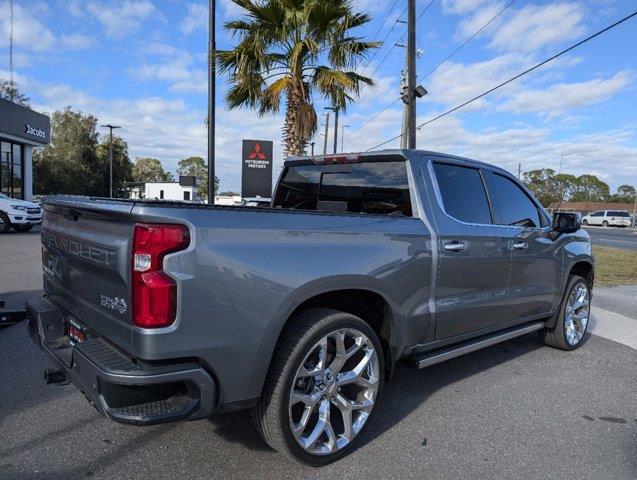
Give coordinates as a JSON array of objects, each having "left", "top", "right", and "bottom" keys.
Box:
[{"left": 130, "top": 204, "right": 432, "bottom": 405}]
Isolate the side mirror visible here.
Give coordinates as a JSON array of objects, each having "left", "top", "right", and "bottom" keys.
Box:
[{"left": 552, "top": 212, "right": 580, "bottom": 234}]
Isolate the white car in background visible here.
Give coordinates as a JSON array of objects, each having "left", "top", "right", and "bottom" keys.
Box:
[
  {"left": 0, "top": 192, "right": 42, "bottom": 233},
  {"left": 581, "top": 210, "right": 632, "bottom": 228}
]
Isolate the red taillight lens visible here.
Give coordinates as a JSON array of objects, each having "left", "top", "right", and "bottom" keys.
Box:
[{"left": 132, "top": 223, "right": 190, "bottom": 328}]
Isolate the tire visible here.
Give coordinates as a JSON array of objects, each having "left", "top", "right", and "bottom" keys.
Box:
[
  {"left": 254, "top": 308, "right": 384, "bottom": 465},
  {"left": 0, "top": 212, "right": 11, "bottom": 233},
  {"left": 582, "top": 219, "right": 588, "bottom": 226},
  {"left": 602, "top": 221, "right": 609, "bottom": 228},
  {"left": 539, "top": 275, "right": 590, "bottom": 351},
  {"left": 13, "top": 225, "right": 34, "bottom": 233}
]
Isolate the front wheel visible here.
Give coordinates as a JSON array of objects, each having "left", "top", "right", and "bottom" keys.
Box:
[
  {"left": 254, "top": 308, "right": 384, "bottom": 465},
  {"left": 539, "top": 275, "right": 590, "bottom": 351},
  {"left": 0, "top": 212, "right": 11, "bottom": 233},
  {"left": 582, "top": 219, "right": 588, "bottom": 226},
  {"left": 602, "top": 220, "right": 609, "bottom": 228}
]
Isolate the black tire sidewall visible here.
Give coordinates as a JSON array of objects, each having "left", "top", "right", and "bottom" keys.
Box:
[
  {"left": 0, "top": 212, "right": 11, "bottom": 233},
  {"left": 558, "top": 276, "right": 590, "bottom": 350},
  {"left": 277, "top": 312, "right": 384, "bottom": 466}
]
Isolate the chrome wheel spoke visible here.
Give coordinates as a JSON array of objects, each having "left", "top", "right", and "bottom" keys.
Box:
[
  {"left": 289, "top": 327, "right": 379, "bottom": 456},
  {"left": 564, "top": 282, "right": 590, "bottom": 346}
]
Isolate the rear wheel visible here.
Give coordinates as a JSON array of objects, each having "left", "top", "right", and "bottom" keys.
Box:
[
  {"left": 539, "top": 275, "right": 590, "bottom": 351},
  {"left": 0, "top": 212, "right": 11, "bottom": 233},
  {"left": 254, "top": 308, "right": 384, "bottom": 465},
  {"left": 13, "top": 225, "right": 34, "bottom": 233}
]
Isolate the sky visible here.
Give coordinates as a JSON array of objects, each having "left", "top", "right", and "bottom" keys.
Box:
[{"left": 1, "top": 0, "right": 636, "bottom": 193}]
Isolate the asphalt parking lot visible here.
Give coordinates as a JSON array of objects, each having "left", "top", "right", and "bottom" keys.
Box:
[
  {"left": 584, "top": 226, "right": 637, "bottom": 251},
  {"left": 1, "top": 230, "right": 635, "bottom": 480}
]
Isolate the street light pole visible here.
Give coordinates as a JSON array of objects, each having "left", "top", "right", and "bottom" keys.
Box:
[
  {"left": 208, "top": 0, "right": 216, "bottom": 204},
  {"left": 101, "top": 124, "right": 121, "bottom": 198}
]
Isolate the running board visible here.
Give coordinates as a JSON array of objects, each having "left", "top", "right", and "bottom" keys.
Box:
[{"left": 410, "top": 322, "right": 545, "bottom": 369}]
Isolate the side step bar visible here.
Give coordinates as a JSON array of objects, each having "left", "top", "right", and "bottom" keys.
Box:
[{"left": 410, "top": 322, "right": 545, "bottom": 369}]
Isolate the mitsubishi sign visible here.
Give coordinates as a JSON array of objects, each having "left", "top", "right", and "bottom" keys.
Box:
[{"left": 241, "top": 139, "right": 273, "bottom": 198}]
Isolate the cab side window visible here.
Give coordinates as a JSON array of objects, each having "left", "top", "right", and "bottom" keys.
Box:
[
  {"left": 485, "top": 171, "right": 541, "bottom": 228},
  {"left": 432, "top": 163, "right": 492, "bottom": 224}
]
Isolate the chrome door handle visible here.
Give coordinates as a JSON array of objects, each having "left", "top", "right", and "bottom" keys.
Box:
[
  {"left": 512, "top": 241, "right": 529, "bottom": 251},
  {"left": 444, "top": 241, "right": 466, "bottom": 252}
]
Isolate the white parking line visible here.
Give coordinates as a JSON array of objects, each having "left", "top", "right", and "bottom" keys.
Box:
[{"left": 589, "top": 306, "right": 637, "bottom": 350}]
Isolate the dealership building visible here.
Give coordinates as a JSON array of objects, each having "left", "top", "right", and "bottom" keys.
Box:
[{"left": 0, "top": 98, "right": 51, "bottom": 200}]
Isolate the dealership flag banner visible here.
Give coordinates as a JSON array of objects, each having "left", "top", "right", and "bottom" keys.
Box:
[{"left": 241, "top": 140, "right": 273, "bottom": 198}]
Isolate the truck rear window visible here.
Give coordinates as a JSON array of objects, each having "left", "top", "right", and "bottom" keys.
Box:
[{"left": 273, "top": 161, "right": 412, "bottom": 216}]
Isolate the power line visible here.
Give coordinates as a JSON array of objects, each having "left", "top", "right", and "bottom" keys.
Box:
[
  {"left": 348, "top": 0, "right": 439, "bottom": 138},
  {"left": 369, "top": 0, "right": 400, "bottom": 43},
  {"left": 370, "top": 33, "right": 405, "bottom": 78},
  {"left": 416, "top": 0, "right": 437, "bottom": 22},
  {"left": 421, "top": 0, "right": 517, "bottom": 81},
  {"left": 361, "top": 6, "right": 408, "bottom": 74},
  {"left": 364, "top": 10, "right": 637, "bottom": 151}
]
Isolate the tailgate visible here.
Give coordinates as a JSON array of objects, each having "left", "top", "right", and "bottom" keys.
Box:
[{"left": 41, "top": 196, "right": 135, "bottom": 352}]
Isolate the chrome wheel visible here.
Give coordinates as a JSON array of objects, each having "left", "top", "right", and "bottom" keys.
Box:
[
  {"left": 564, "top": 283, "right": 590, "bottom": 346},
  {"left": 288, "top": 328, "right": 379, "bottom": 456}
]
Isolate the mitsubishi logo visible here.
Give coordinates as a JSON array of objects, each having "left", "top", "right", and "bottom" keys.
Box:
[{"left": 248, "top": 143, "right": 267, "bottom": 160}]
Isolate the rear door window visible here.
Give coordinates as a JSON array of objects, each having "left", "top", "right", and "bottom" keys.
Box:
[
  {"left": 273, "top": 160, "right": 412, "bottom": 216},
  {"left": 432, "top": 163, "right": 492, "bottom": 224},
  {"left": 485, "top": 171, "right": 541, "bottom": 228}
]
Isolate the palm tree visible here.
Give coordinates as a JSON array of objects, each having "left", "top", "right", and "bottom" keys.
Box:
[{"left": 216, "top": 0, "right": 380, "bottom": 156}]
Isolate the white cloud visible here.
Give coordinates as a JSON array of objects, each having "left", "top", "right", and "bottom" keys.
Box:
[
  {"left": 60, "top": 34, "right": 94, "bottom": 51},
  {"left": 0, "top": 3, "right": 55, "bottom": 52},
  {"left": 221, "top": 0, "right": 247, "bottom": 18},
  {"left": 180, "top": 3, "right": 209, "bottom": 35},
  {"left": 441, "top": 0, "right": 493, "bottom": 15},
  {"left": 87, "top": 0, "right": 157, "bottom": 38},
  {"left": 499, "top": 70, "right": 633, "bottom": 117},
  {"left": 127, "top": 43, "right": 208, "bottom": 93},
  {"left": 344, "top": 109, "right": 637, "bottom": 188},
  {"left": 425, "top": 53, "right": 528, "bottom": 109},
  {"left": 489, "top": 2, "right": 585, "bottom": 53}
]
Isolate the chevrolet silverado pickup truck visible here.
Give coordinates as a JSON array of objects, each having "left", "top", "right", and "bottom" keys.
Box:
[{"left": 27, "top": 150, "right": 593, "bottom": 465}]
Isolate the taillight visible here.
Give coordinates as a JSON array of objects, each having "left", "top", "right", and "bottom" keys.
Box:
[{"left": 132, "top": 223, "right": 190, "bottom": 328}]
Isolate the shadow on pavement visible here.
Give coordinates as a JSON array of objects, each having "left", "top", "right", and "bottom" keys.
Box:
[{"left": 203, "top": 332, "right": 545, "bottom": 456}]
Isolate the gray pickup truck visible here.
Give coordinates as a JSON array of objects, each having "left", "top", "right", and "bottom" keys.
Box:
[{"left": 27, "top": 150, "right": 593, "bottom": 465}]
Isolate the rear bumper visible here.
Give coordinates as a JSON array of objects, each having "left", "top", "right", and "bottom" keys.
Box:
[{"left": 26, "top": 296, "right": 217, "bottom": 425}]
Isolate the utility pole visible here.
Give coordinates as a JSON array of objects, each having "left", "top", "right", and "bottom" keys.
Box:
[
  {"left": 322, "top": 113, "right": 330, "bottom": 155},
  {"left": 406, "top": 0, "right": 416, "bottom": 149},
  {"left": 325, "top": 107, "right": 339, "bottom": 154},
  {"left": 400, "top": 68, "right": 409, "bottom": 149},
  {"left": 101, "top": 125, "right": 121, "bottom": 198},
  {"left": 207, "top": 0, "right": 216, "bottom": 204},
  {"left": 632, "top": 193, "right": 637, "bottom": 228},
  {"left": 310, "top": 142, "right": 315, "bottom": 155},
  {"left": 341, "top": 125, "right": 349, "bottom": 152}
]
